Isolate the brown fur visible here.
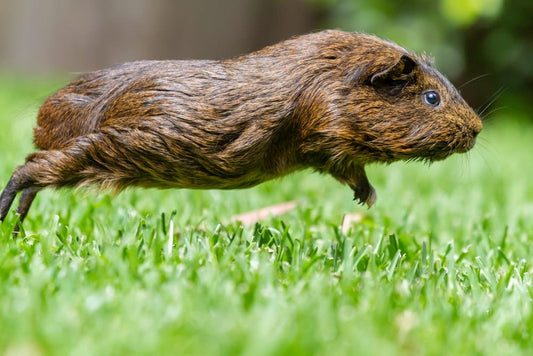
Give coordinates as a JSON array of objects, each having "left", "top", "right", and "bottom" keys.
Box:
[{"left": 0, "top": 30, "right": 482, "bottom": 226}]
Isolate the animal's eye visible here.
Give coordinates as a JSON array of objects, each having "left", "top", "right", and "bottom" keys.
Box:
[{"left": 423, "top": 90, "right": 440, "bottom": 107}]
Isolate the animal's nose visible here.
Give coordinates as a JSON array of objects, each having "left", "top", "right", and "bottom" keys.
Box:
[{"left": 472, "top": 119, "right": 483, "bottom": 137}]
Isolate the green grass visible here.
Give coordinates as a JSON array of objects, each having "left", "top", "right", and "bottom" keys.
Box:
[{"left": 0, "top": 78, "right": 532, "bottom": 356}]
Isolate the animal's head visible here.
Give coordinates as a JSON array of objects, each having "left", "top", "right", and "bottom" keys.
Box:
[
  {"left": 303, "top": 32, "right": 483, "bottom": 165},
  {"left": 356, "top": 50, "right": 482, "bottom": 162}
]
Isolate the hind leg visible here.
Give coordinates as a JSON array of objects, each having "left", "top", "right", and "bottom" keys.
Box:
[
  {"left": 10, "top": 187, "right": 40, "bottom": 234},
  {"left": 1, "top": 169, "right": 45, "bottom": 224},
  {"left": 0, "top": 176, "right": 20, "bottom": 222},
  {"left": 0, "top": 145, "right": 98, "bottom": 224},
  {"left": 2, "top": 126, "right": 172, "bottom": 225},
  {"left": 16, "top": 187, "right": 41, "bottom": 223},
  {"left": 0, "top": 177, "right": 39, "bottom": 225}
]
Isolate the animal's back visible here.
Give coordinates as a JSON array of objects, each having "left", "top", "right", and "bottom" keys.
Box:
[
  {"left": 31, "top": 30, "right": 362, "bottom": 152},
  {"left": 34, "top": 69, "right": 107, "bottom": 150},
  {"left": 32, "top": 61, "right": 200, "bottom": 150}
]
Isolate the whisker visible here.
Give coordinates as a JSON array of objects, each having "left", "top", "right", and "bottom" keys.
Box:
[
  {"left": 473, "top": 141, "right": 494, "bottom": 177},
  {"left": 475, "top": 137, "right": 496, "bottom": 160},
  {"left": 477, "top": 87, "right": 505, "bottom": 114},
  {"left": 464, "top": 151, "right": 472, "bottom": 177},
  {"left": 458, "top": 73, "right": 491, "bottom": 90},
  {"left": 480, "top": 106, "right": 507, "bottom": 123},
  {"left": 478, "top": 87, "right": 506, "bottom": 117}
]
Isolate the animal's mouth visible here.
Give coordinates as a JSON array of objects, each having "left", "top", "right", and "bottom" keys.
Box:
[
  {"left": 450, "top": 129, "right": 479, "bottom": 154},
  {"left": 434, "top": 123, "right": 480, "bottom": 158},
  {"left": 410, "top": 135, "right": 477, "bottom": 163},
  {"left": 382, "top": 125, "right": 480, "bottom": 163},
  {"left": 423, "top": 150, "right": 454, "bottom": 162},
  {"left": 454, "top": 119, "right": 482, "bottom": 153},
  {"left": 453, "top": 137, "right": 476, "bottom": 153},
  {"left": 400, "top": 119, "right": 481, "bottom": 163}
]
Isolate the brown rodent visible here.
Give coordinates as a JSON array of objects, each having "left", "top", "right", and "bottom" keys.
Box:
[{"left": 0, "top": 30, "right": 482, "bottom": 227}]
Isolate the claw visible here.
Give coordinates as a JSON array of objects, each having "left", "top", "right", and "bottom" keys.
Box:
[
  {"left": 365, "top": 185, "right": 377, "bottom": 208},
  {"left": 353, "top": 182, "right": 377, "bottom": 208},
  {"left": 329, "top": 163, "right": 378, "bottom": 209}
]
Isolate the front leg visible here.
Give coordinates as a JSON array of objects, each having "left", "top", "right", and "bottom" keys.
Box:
[
  {"left": 351, "top": 173, "right": 377, "bottom": 208},
  {"left": 330, "top": 164, "right": 377, "bottom": 208}
]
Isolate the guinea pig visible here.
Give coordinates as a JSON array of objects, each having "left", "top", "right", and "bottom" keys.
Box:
[{"left": 0, "top": 30, "right": 482, "bottom": 227}]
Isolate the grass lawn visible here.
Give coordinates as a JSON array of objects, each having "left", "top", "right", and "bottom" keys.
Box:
[{"left": 0, "top": 77, "right": 532, "bottom": 355}]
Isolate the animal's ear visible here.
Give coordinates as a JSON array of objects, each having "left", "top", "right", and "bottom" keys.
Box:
[{"left": 370, "top": 54, "right": 418, "bottom": 94}]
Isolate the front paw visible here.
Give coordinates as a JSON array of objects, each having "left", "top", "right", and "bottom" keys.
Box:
[{"left": 353, "top": 183, "right": 377, "bottom": 208}]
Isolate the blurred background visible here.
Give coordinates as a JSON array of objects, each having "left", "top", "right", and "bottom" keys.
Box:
[{"left": 0, "top": 0, "right": 531, "bottom": 121}]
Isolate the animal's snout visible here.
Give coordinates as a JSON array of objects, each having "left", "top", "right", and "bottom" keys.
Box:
[{"left": 471, "top": 118, "right": 483, "bottom": 138}]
